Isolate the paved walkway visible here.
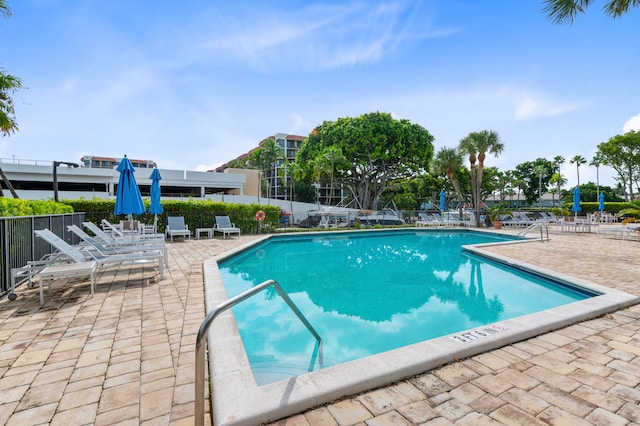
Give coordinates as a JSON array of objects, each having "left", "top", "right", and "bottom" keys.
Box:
[{"left": 0, "top": 229, "right": 638, "bottom": 425}]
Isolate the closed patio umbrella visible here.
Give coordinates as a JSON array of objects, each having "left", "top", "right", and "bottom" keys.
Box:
[
  {"left": 598, "top": 192, "right": 605, "bottom": 211},
  {"left": 114, "top": 155, "right": 146, "bottom": 231},
  {"left": 571, "top": 187, "right": 581, "bottom": 217},
  {"left": 439, "top": 189, "right": 445, "bottom": 212},
  {"left": 148, "top": 168, "right": 163, "bottom": 232}
]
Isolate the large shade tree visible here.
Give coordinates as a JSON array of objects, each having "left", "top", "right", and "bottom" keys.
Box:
[
  {"left": 513, "top": 158, "right": 555, "bottom": 205},
  {"left": 295, "top": 112, "right": 434, "bottom": 210},
  {"left": 458, "top": 130, "right": 504, "bottom": 226},
  {"left": 596, "top": 130, "right": 640, "bottom": 201},
  {"left": 543, "top": 0, "right": 640, "bottom": 24}
]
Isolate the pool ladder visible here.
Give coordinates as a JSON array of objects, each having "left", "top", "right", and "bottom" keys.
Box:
[
  {"left": 195, "top": 279, "right": 322, "bottom": 426},
  {"left": 517, "top": 222, "right": 550, "bottom": 242}
]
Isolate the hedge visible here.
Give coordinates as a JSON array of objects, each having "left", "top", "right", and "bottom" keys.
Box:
[{"left": 61, "top": 198, "right": 281, "bottom": 234}]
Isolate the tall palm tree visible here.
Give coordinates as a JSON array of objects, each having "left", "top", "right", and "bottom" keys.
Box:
[
  {"left": 533, "top": 165, "right": 547, "bottom": 209},
  {"left": 590, "top": 153, "right": 605, "bottom": 201},
  {"left": 322, "top": 146, "right": 345, "bottom": 206},
  {"left": 431, "top": 147, "right": 464, "bottom": 215},
  {"left": 569, "top": 155, "right": 587, "bottom": 188},
  {"left": 552, "top": 155, "right": 565, "bottom": 207},
  {"left": 459, "top": 130, "right": 504, "bottom": 226}
]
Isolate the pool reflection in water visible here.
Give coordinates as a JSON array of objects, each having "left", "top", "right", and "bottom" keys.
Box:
[{"left": 219, "top": 230, "right": 593, "bottom": 385}]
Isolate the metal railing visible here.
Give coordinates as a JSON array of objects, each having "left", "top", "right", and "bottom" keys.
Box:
[
  {"left": 1, "top": 213, "right": 86, "bottom": 298},
  {"left": 517, "top": 222, "right": 550, "bottom": 242},
  {"left": 195, "top": 279, "right": 322, "bottom": 426}
]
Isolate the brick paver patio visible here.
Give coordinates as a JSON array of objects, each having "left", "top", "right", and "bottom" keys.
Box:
[{"left": 0, "top": 228, "right": 638, "bottom": 425}]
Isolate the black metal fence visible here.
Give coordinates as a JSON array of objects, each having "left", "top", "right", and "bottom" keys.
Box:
[{"left": 0, "top": 213, "right": 86, "bottom": 298}]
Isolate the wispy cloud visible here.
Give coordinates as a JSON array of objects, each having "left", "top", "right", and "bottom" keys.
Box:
[
  {"left": 514, "top": 93, "right": 585, "bottom": 120},
  {"left": 199, "top": 1, "right": 455, "bottom": 71}
]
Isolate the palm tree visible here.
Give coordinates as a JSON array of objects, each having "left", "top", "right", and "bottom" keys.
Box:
[
  {"left": 552, "top": 155, "right": 565, "bottom": 207},
  {"left": 569, "top": 155, "right": 587, "bottom": 188},
  {"left": 459, "top": 130, "right": 504, "bottom": 226},
  {"left": 590, "top": 153, "right": 605, "bottom": 201},
  {"left": 431, "top": 147, "right": 464, "bottom": 213},
  {"left": 248, "top": 138, "right": 280, "bottom": 204},
  {"left": 549, "top": 172, "right": 567, "bottom": 207},
  {"left": 322, "top": 146, "right": 345, "bottom": 206},
  {"left": 533, "top": 165, "right": 547, "bottom": 209},
  {"left": 0, "top": 1, "right": 23, "bottom": 198},
  {"left": 543, "top": 0, "right": 638, "bottom": 24}
]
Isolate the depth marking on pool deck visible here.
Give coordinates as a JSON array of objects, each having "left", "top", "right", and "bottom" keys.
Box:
[{"left": 449, "top": 324, "right": 508, "bottom": 343}]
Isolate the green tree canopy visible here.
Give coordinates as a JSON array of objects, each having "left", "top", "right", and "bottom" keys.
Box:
[
  {"left": 596, "top": 130, "right": 640, "bottom": 201},
  {"left": 295, "top": 112, "right": 435, "bottom": 209},
  {"left": 513, "top": 158, "right": 555, "bottom": 204}
]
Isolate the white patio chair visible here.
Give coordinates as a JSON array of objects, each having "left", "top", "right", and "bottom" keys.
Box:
[
  {"left": 166, "top": 216, "right": 191, "bottom": 242},
  {"left": 213, "top": 216, "right": 241, "bottom": 239}
]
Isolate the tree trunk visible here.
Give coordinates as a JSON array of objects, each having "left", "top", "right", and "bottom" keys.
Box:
[{"left": 0, "top": 166, "right": 18, "bottom": 198}]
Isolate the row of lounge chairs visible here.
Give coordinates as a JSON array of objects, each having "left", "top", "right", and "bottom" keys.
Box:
[
  {"left": 10, "top": 222, "right": 168, "bottom": 305},
  {"left": 415, "top": 212, "right": 475, "bottom": 227},
  {"left": 10, "top": 216, "right": 242, "bottom": 304},
  {"left": 415, "top": 211, "right": 561, "bottom": 228}
]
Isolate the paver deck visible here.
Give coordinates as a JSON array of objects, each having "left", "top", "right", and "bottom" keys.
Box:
[{"left": 0, "top": 227, "right": 638, "bottom": 425}]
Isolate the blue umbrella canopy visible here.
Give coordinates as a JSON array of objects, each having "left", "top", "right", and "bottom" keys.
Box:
[
  {"left": 598, "top": 192, "right": 605, "bottom": 211},
  {"left": 439, "top": 189, "right": 446, "bottom": 211},
  {"left": 571, "top": 187, "right": 582, "bottom": 214},
  {"left": 114, "top": 156, "right": 146, "bottom": 216},
  {"left": 148, "top": 168, "right": 164, "bottom": 215}
]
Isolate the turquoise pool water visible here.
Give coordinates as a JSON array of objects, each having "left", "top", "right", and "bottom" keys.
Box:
[{"left": 219, "top": 230, "right": 596, "bottom": 385}]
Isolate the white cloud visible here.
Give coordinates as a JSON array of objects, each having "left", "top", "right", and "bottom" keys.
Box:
[
  {"left": 199, "top": 2, "right": 454, "bottom": 71},
  {"left": 623, "top": 113, "right": 640, "bottom": 132},
  {"left": 514, "top": 93, "right": 585, "bottom": 121}
]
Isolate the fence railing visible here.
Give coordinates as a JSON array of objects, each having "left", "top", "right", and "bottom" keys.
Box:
[{"left": 0, "top": 213, "right": 86, "bottom": 298}]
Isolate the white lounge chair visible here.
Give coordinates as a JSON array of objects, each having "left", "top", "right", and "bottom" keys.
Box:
[
  {"left": 35, "top": 228, "right": 164, "bottom": 279},
  {"left": 415, "top": 213, "right": 441, "bottom": 227},
  {"left": 101, "top": 219, "right": 163, "bottom": 241},
  {"left": 69, "top": 224, "right": 168, "bottom": 266},
  {"left": 84, "top": 221, "right": 164, "bottom": 246},
  {"left": 213, "top": 216, "right": 241, "bottom": 239},
  {"left": 166, "top": 216, "right": 191, "bottom": 242}
]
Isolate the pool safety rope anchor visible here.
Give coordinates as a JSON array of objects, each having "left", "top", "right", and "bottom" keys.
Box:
[{"left": 255, "top": 210, "right": 266, "bottom": 221}]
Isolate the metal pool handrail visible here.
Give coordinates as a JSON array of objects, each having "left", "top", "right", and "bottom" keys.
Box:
[
  {"left": 195, "top": 279, "right": 322, "bottom": 426},
  {"left": 517, "top": 222, "right": 550, "bottom": 242}
]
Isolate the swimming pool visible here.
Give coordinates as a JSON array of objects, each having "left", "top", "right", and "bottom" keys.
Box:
[
  {"left": 203, "top": 228, "right": 638, "bottom": 425},
  {"left": 218, "top": 230, "right": 594, "bottom": 385}
]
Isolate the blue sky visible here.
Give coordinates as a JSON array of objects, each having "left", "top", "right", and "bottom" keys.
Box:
[{"left": 2, "top": 0, "right": 639, "bottom": 188}]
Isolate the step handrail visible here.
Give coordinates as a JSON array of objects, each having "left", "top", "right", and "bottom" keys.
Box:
[
  {"left": 517, "top": 221, "right": 550, "bottom": 242},
  {"left": 195, "top": 279, "right": 322, "bottom": 426}
]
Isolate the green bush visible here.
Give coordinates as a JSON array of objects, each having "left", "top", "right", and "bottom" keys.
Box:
[
  {"left": 0, "top": 198, "right": 73, "bottom": 217},
  {"left": 562, "top": 201, "right": 627, "bottom": 214}
]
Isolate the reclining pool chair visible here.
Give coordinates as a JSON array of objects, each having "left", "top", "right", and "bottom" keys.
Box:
[
  {"left": 166, "top": 216, "right": 191, "bottom": 242},
  {"left": 35, "top": 228, "right": 164, "bottom": 279},
  {"left": 213, "top": 216, "right": 241, "bottom": 239},
  {"left": 69, "top": 224, "right": 168, "bottom": 267}
]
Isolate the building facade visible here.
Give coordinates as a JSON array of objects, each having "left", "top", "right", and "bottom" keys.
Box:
[
  {"left": 0, "top": 157, "right": 246, "bottom": 201},
  {"left": 216, "top": 133, "right": 306, "bottom": 201}
]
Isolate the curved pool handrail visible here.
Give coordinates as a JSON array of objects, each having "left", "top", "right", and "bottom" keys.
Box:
[{"left": 195, "top": 279, "right": 322, "bottom": 426}]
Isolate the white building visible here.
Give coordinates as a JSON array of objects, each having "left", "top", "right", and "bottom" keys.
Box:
[{"left": 0, "top": 157, "right": 246, "bottom": 201}]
